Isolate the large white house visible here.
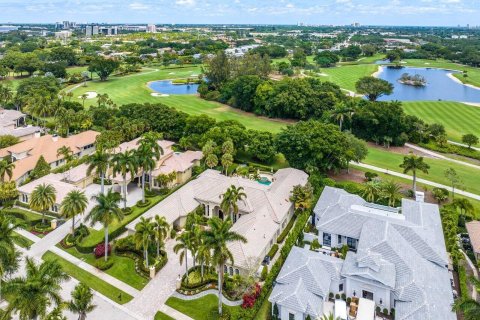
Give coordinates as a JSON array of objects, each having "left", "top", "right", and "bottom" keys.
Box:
[
  {"left": 126, "top": 168, "right": 309, "bottom": 274},
  {"left": 269, "top": 187, "right": 456, "bottom": 320}
]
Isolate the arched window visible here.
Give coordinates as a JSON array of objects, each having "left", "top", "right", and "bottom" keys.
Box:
[
  {"left": 224, "top": 265, "right": 228, "bottom": 273},
  {"left": 235, "top": 269, "right": 239, "bottom": 275},
  {"left": 229, "top": 267, "right": 233, "bottom": 276}
]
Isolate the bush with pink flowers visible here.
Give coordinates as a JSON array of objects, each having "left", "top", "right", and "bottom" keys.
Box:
[
  {"left": 94, "top": 243, "right": 111, "bottom": 258},
  {"left": 241, "top": 283, "right": 261, "bottom": 309}
]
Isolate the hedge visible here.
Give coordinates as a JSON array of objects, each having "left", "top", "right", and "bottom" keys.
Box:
[
  {"left": 267, "top": 244, "right": 279, "bottom": 259},
  {"left": 277, "top": 215, "right": 296, "bottom": 244},
  {"left": 230, "top": 209, "right": 310, "bottom": 319},
  {"left": 136, "top": 199, "right": 151, "bottom": 208}
]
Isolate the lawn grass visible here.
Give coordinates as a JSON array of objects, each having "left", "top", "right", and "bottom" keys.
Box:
[
  {"left": 317, "top": 64, "right": 378, "bottom": 92},
  {"left": 42, "top": 251, "right": 133, "bottom": 304},
  {"left": 402, "top": 101, "right": 480, "bottom": 143},
  {"left": 165, "top": 295, "right": 240, "bottom": 320},
  {"left": 154, "top": 311, "right": 175, "bottom": 320},
  {"left": 13, "top": 231, "right": 34, "bottom": 248},
  {"left": 363, "top": 146, "right": 480, "bottom": 195},
  {"left": 62, "top": 246, "right": 149, "bottom": 290},
  {"left": 253, "top": 290, "right": 272, "bottom": 320}
]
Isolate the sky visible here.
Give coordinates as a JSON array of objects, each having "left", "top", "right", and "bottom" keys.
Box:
[{"left": 0, "top": 0, "right": 479, "bottom": 26}]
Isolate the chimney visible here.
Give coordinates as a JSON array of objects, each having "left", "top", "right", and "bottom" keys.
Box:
[
  {"left": 415, "top": 191, "right": 425, "bottom": 202},
  {"left": 34, "top": 131, "right": 41, "bottom": 138},
  {"left": 52, "top": 134, "right": 58, "bottom": 142}
]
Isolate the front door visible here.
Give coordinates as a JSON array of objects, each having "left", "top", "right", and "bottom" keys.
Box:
[
  {"left": 218, "top": 210, "right": 224, "bottom": 220},
  {"left": 362, "top": 290, "right": 374, "bottom": 300}
]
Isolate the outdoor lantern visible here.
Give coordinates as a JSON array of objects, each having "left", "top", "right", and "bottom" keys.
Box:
[
  {"left": 353, "top": 291, "right": 356, "bottom": 296},
  {"left": 380, "top": 299, "right": 383, "bottom": 305}
]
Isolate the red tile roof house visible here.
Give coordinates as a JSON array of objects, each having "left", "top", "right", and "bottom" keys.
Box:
[{"left": 466, "top": 221, "right": 480, "bottom": 261}]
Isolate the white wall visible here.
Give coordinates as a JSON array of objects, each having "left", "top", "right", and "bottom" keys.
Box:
[
  {"left": 278, "top": 304, "right": 305, "bottom": 320},
  {"left": 345, "top": 277, "right": 391, "bottom": 309}
]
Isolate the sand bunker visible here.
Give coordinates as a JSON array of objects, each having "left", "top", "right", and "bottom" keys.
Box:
[
  {"left": 151, "top": 93, "right": 170, "bottom": 97},
  {"left": 79, "top": 91, "right": 97, "bottom": 99}
]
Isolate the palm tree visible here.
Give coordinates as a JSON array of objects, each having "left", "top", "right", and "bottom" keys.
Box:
[
  {"left": 202, "top": 217, "right": 247, "bottom": 315},
  {"left": 86, "top": 150, "right": 110, "bottom": 195},
  {"left": 331, "top": 102, "right": 353, "bottom": 131},
  {"left": 320, "top": 313, "right": 341, "bottom": 320},
  {"left": 68, "top": 282, "right": 96, "bottom": 320},
  {"left": 363, "top": 180, "right": 380, "bottom": 202},
  {"left": 452, "top": 298, "right": 480, "bottom": 320},
  {"left": 80, "top": 93, "right": 88, "bottom": 108},
  {"left": 111, "top": 150, "right": 138, "bottom": 209},
  {"left": 221, "top": 153, "right": 233, "bottom": 176},
  {"left": 219, "top": 185, "right": 247, "bottom": 223},
  {"left": 290, "top": 184, "right": 314, "bottom": 223},
  {"left": 153, "top": 215, "right": 170, "bottom": 258},
  {"left": 85, "top": 189, "right": 124, "bottom": 261},
  {"left": 57, "top": 146, "right": 74, "bottom": 164},
  {"left": 29, "top": 183, "right": 56, "bottom": 224},
  {"left": 60, "top": 190, "right": 88, "bottom": 236},
  {"left": 0, "top": 159, "right": 15, "bottom": 182},
  {"left": 205, "top": 154, "right": 218, "bottom": 169},
  {"left": 0, "top": 214, "right": 29, "bottom": 250},
  {"left": 174, "top": 231, "right": 193, "bottom": 282},
  {"left": 196, "top": 242, "right": 211, "bottom": 282},
  {"left": 380, "top": 180, "right": 402, "bottom": 207},
  {"left": 134, "top": 217, "right": 155, "bottom": 268},
  {"left": 139, "top": 132, "right": 163, "bottom": 189},
  {"left": 399, "top": 152, "right": 430, "bottom": 193},
  {"left": 452, "top": 198, "right": 475, "bottom": 220},
  {"left": 3, "top": 258, "right": 69, "bottom": 320}
]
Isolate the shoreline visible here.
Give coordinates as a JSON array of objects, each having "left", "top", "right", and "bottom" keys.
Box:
[
  {"left": 446, "top": 72, "right": 480, "bottom": 91},
  {"left": 371, "top": 65, "right": 383, "bottom": 78}
]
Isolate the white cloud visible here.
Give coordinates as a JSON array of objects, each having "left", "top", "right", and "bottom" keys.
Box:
[
  {"left": 175, "top": 0, "right": 196, "bottom": 6},
  {"left": 129, "top": 2, "right": 149, "bottom": 10}
]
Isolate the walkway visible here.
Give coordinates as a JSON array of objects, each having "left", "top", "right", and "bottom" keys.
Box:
[
  {"left": 405, "top": 143, "right": 480, "bottom": 170},
  {"left": 449, "top": 140, "right": 480, "bottom": 152},
  {"left": 354, "top": 162, "right": 480, "bottom": 201},
  {"left": 157, "top": 305, "right": 194, "bottom": 320},
  {"left": 172, "top": 290, "right": 243, "bottom": 306},
  {"left": 125, "top": 238, "right": 191, "bottom": 319}
]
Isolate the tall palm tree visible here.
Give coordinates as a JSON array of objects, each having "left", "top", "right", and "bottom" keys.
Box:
[
  {"left": 174, "top": 231, "right": 192, "bottom": 283},
  {"left": 196, "top": 241, "right": 211, "bottom": 282},
  {"left": 138, "top": 132, "right": 163, "bottom": 189},
  {"left": 135, "top": 147, "right": 157, "bottom": 204},
  {"left": 201, "top": 217, "right": 247, "bottom": 316},
  {"left": 86, "top": 150, "right": 110, "bottom": 195},
  {"left": 29, "top": 183, "right": 56, "bottom": 224},
  {"left": 452, "top": 198, "right": 475, "bottom": 220},
  {"left": 0, "top": 159, "right": 15, "bottom": 182},
  {"left": 85, "top": 189, "right": 123, "bottom": 261},
  {"left": 68, "top": 282, "right": 96, "bottom": 320},
  {"left": 220, "top": 185, "right": 247, "bottom": 223},
  {"left": 331, "top": 102, "right": 353, "bottom": 131},
  {"left": 380, "top": 180, "right": 402, "bottom": 207},
  {"left": 111, "top": 150, "right": 138, "bottom": 209},
  {"left": 60, "top": 190, "right": 88, "bottom": 236},
  {"left": 0, "top": 214, "right": 29, "bottom": 250},
  {"left": 399, "top": 152, "right": 430, "bottom": 193},
  {"left": 363, "top": 180, "right": 380, "bottom": 202},
  {"left": 134, "top": 217, "right": 155, "bottom": 268},
  {"left": 57, "top": 146, "right": 74, "bottom": 164},
  {"left": 153, "top": 215, "right": 170, "bottom": 258},
  {"left": 3, "top": 258, "right": 69, "bottom": 320},
  {"left": 221, "top": 153, "right": 233, "bottom": 176}
]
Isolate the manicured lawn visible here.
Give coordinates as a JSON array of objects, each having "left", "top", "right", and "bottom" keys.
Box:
[
  {"left": 402, "top": 59, "right": 480, "bottom": 88},
  {"left": 253, "top": 290, "right": 271, "bottom": 320},
  {"left": 363, "top": 146, "right": 480, "bottom": 195},
  {"left": 12, "top": 231, "right": 34, "bottom": 248},
  {"left": 165, "top": 295, "right": 240, "bottom": 320},
  {"left": 62, "top": 246, "right": 149, "bottom": 290},
  {"left": 402, "top": 101, "right": 480, "bottom": 143},
  {"left": 154, "top": 311, "right": 175, "bottom": 320},
  {"left": 42, "top": 251, "right": 133, "bottom": 304},
  {"left": 317, "top": 64, "right": 379, "bottom": 92}
]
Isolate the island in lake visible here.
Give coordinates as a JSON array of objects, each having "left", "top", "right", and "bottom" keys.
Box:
[{"left": 398, "top": 73, "right": 427, "bottom": 87}]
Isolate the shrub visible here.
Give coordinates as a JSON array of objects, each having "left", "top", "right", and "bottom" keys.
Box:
[
  {"left": 277, "top": 215, "right": 296, "bottom": 244},
  {"left": 365, "top": 171, "right": 378, "bottom": 181},
  {"left": 260, "top": 266, "right": 268, "bottom": 281},
  {"left": 136, "top": 199, "right": 151, "bottom": 207},
  {"left": 94, "top": 258, "right": 114, "bottom": 270},
  {"left": 322, "top": 178, "right": 336, "bottom": 187},
  {"left": 241, "top": 283, "right": 261, "bottom": 309},
  {"left": 382, "top": 308, "right": 388, "bottom": 315},
  {"left": 329, "top": 292, "right": 334, "bottom": 299},
  {"left": 432, "top": 187, "right": 449, "bottom": 203},
  {"left": 170, "top": 228, "right": 177, "bottom": 239},
  {"left": 335, "top": 293, "right": 340, "bottom": 299},
  {"left": 390, "top": 308, "right": 395, "bottom": 316},
  {"left": 94, "top": 243, "right": 111, "bottom": 259},
  {"left": 376, "top": 306, "right": 381, "bottom": 313},
  {"left": 122, "top": 207, "right": 133, "bottom": 215},
  {"left": 310, "top": 239, "right": 321, "bottom": 251},
  {"left": 341, "top": 293, "right": 346, "bottom": 300},
  {"left": 346, "top": 297, "right": 351, "bottom": 304},
  {"left": 267, "top": 244, "right": 279, "bottom": 258}
]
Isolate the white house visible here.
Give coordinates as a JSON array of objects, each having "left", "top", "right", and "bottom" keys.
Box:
[{"left": 270, "top": 187, "right": 456, "bottom": 320}]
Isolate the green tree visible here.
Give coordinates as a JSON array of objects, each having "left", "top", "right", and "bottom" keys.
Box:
[
  {"left": 0, "top": 135, "right": 19, "bottom": 149},
  {"left": 355, "top": 77, "right": 393, "bottom": 101},
  {"left": 3, "top": 258, "right": 69, "bottom": 320},
  {"left": 247, "top": 130, "right": 276, "bottom": 163},
  {"left": 60, "top": 190, "right": 88, "bottom": 236},
  {"left": 331, "top": 102, "right": 353, "bottom": 132},
  {"left": 290, "top": 48, "right": 307, "bottom": 67},
  {"left": 153, "top": 215, "right": 170, "bottom": 258},
  {"left": 399, "top": 152, "right": 430, "bottom": 193},
  {"left": 134, "top": 217, "right": 155, "bottom": 268},
  {"left": 112, "top": 150, "right": 138, "bottom": 209},
  {"left": 0, "top": 159, "right": 15, "bottom": 182},
  {"left": 444, "top": 167, "right": 462, "bottom": 199},
  {"left": 462, "top": 134, "right": 479, "bottom": 149},
  {"left": 68, "top": 283, "right": 96, "bottom": 320},
  {"left": 86, "top": 189, "right": 124, "bottom": 261},
  {"left": 0, "top": 181, "right": 19, "bottom": 203},
  {"left": 452, "top": 198, "right": 475, "bottom": 220},
  {"left": 204, "top": 50, "right": 231, "bottom": 87},
  {"left": 205, "top": 154, "right": 219, "bottom": 169},
  {"left": 221, "top": 153, "right": 233, "bottom": 176},
  {"left": 86, "top": 150, "right": 110, "bottom": 195},
  {"left": 137, "top": 132, "right": 163, "bottom": 201},
  {"left": 380, "top": 180, "right": 402, "bottom": 207},
  {"left": 363, "top": 180, "right": 381, "bottom": 202},
  {"left": 30, "top": 155, "right": 51, "bottom": 180},
  {"left": 201, "top": 217, "right": 247, "bottom": 315},
  {"left": 88, "top": 57, "right": 120, "bottom": 81},
  {"left": 290, "top": 183, "right": 314, "bottom": 223},
  {"left": 30, "top": 183, "right": 56, "bottom": 224},
  {"left": 173, "top": 231, "right": 192, "bottom": 283},
  {"left": 220, "top": 185, "right": 247, "bottom": 223}
]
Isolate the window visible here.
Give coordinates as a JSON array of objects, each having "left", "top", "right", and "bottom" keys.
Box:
[
  {"left": 323, "top": 232, "right": 331, "bottom": 247},
  {"left": 339, "top": 283, "right": 344, "bottom": 292},
  {"left": 224, "top": 265, "right": 228, "bottom": 273},
  {"left": 235, "top": 269, "right": 239, "bottom": 275},
  {"left": 347, "top": 237, "right": 357, "bottom": 249},
  {"left": 229, "top": 267, "right": 233, "bottom": 276},
  {"left": 289, "top": 313, "right": 295, "bottom": 320},
  {"left": 338, "top": 235, "right": 342, "bottom": 244}
]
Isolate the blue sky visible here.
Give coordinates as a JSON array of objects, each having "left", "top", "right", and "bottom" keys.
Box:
[{"left": 0, "top": 0, "right": 478, "bottom": 26}]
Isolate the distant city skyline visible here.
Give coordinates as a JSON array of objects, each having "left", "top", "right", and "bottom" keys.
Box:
[{"left": 0, "top": 0, "right": 479, "bottom": 27}]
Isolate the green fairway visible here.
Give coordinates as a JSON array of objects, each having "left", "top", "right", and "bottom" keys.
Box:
[
  {"left": 363, "top": 147, "right": 480, "bottom": 195},
  {"left": 402, "top": 59, "right": 480, "bottom": 88},
  {"left": 67, "top": 66, "right": 287, "bottom": 133},
  {"left": 165, "top": 295, "right": 240, "bottom": 320},
  {"left": 317, "top": 64, "right": 378, "bottom": 92},
  {"left": 42, "top": 251, "right": 133, "bottom": 304},
  {"left": 402, "top": 101, "right": 480, "bottom": 142}
]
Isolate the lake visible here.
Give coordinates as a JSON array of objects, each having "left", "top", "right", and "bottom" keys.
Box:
[
  {"left": 376, "top": 66, "right": 480, "bottom": 103},
  {"left": 148, "top": 80, "right": 199, "bottom": 95}
]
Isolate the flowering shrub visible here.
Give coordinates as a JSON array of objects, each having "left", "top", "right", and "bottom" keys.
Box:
[
  {"left": 94, "top": 243, "right": 111, "bottom": 258},
  {"left": 242, "top": 283, "right": 261, "bottom": 309}
]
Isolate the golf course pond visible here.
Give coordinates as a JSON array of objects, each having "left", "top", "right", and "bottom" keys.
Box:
[
  {"left": 376, "top": 65, "right": 480, "bottom": 103},
  {"left": 148, "top": 80, "right": 199, "bottom": 95}
]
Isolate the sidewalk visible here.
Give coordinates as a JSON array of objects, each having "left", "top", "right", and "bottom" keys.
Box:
[
  {"left": 405, "top": 143, "right": 480, "bottom": 170},
  {"left": 354, "top": 162, "right": 480, "bottom": 201}
]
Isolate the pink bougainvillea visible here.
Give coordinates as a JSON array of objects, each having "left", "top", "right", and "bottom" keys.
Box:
[
  {"left": 94, "top": 243, "right": 111, "bottom": 258},
  {"left": 242, "top": 283, "right": 261, "bottom": 309}
]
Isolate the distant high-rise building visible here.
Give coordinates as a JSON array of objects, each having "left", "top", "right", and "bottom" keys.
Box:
[
  {"left": 352, "top": 22, "right": 360, "bottom": 27},
  {"left": 147, "top": 24, "right": 157, "bottom": 33},
  {"left": 62, "top": 21, "right": 76, "bottom": 29},
  {"left": 99, "top": 26, "right": 118, "bottom": 35},
  {"left": 85, "top": 24, "right": 99, "bottom": 36}
]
